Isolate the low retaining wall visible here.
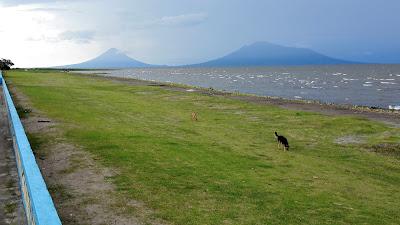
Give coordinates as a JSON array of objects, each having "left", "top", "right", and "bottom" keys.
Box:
[{"left": 0, "top": 71, "right": 62, "bottom": 225}]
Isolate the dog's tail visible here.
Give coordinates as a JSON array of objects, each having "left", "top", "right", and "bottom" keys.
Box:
[{"left": 274, "top": 131, "right": 278, "bottom": 137}]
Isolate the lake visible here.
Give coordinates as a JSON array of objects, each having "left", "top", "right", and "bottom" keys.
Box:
[{"left": 79, "top": 64, "right": 400, "bottom": 109}]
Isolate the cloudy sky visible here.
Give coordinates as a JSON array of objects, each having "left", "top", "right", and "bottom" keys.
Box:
[{"left": 0, "top": 0, "right": 399, "bottom": 67}]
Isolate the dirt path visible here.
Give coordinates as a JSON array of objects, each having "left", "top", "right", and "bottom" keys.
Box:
[{"left": 0, "top": 87, "right": 26, "bottom": 225}]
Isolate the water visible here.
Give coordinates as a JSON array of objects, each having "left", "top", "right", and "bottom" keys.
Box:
[{"left": 80, "top": 64, "right": 400, "bottom": 109}]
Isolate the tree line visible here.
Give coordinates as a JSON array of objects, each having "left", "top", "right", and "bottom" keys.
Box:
[{"left": 0, "top": 58, "right": 14, "bottom": 70}]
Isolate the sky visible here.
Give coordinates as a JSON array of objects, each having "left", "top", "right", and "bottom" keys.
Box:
[{"left": 0, "top": 0, "right": 399, "bottom": 67}]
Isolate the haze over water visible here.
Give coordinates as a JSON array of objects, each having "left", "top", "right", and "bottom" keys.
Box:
[{"left": 86, "top": 64, "right": 400, "bottom": 109}]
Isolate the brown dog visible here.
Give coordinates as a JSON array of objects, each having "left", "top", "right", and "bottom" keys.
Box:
[{"left": 191, "top": 112, "right": 198, "bottom": 121}]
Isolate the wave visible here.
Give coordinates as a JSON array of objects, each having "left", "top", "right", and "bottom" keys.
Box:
[{"left": 389, "top": 105, "right": 400, "bottom": 110}]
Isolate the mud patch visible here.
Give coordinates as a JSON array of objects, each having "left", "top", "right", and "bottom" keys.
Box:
[
  {"left": 335, "top": 135, "right": 366, "bottom": 144},
  {"left": 135, "top": 91, "right": 156, "bottom": 95},
  {"left": 163, "top": 95, "right": 191, "bottom": 101},
  {"left": 367, "top": 143, "right": 400, "bottom": 158}
]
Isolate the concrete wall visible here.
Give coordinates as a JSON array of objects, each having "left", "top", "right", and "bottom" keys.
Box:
[{"left": 0, "top": 71, "right": 62, "bottom": 225}]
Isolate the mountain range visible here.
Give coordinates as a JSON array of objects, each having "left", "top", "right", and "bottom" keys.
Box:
[
  {"left": 191, "top": 42, "right": 354, "bottom": 67},
  {"left": 57, "top": 42, "right": 356, "bottom": 69},
  {"left": 57, "top": 48, "right": 156, "bottom": 69}
]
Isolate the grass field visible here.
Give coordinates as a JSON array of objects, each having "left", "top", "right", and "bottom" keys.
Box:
[{"left": 5, "top": 70, "right": 400, "bottom": 225}]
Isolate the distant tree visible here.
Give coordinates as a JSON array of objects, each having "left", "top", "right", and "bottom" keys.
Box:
[{"left": 0, "top": 58, "right": 14, "bottom": 70}]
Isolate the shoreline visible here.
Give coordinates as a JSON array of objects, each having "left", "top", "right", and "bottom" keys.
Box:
[
  {"left": 73, "top": 65, "right": 400, "bottom": 111},
  {"left": 79, "top": 72, "right": 400, "bottom": 127}
]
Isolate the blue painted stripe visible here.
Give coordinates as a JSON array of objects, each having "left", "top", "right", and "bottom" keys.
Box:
[{"left": 1, "top": 71, "right": 62, "bottom": 225}]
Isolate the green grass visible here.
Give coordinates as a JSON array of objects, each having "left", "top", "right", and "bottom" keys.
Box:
[{"left": 5, "top": 70, "right": 400, "bottom": 225}]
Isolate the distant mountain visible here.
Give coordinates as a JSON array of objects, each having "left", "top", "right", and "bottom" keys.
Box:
[
  {"left": 57, "top": 48, "right": 157, "bottom": 69},
  {"left": 56, "top": 43, "right": 357, "bottom": 69},
  {"left": 189, "top": 42, "right": 355, "bottom": 67}
]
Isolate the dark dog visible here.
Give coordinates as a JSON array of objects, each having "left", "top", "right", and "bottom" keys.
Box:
[{"left": 275, "top": 132, "right": 289, "bottom": 151}]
